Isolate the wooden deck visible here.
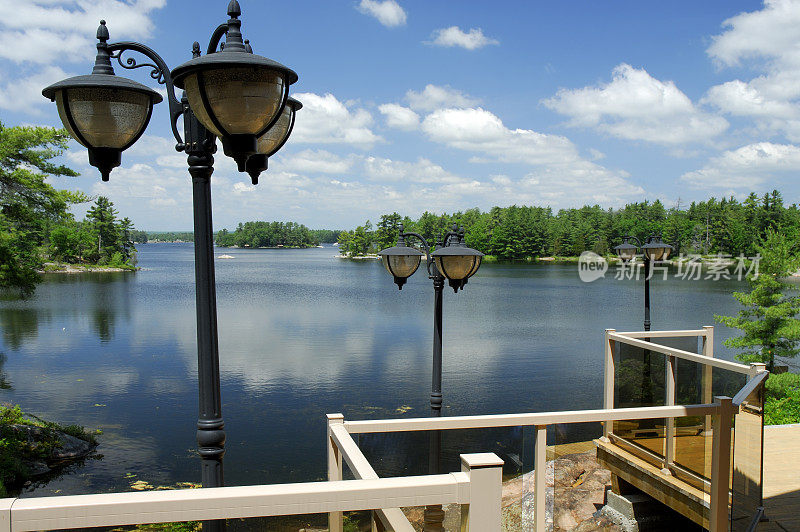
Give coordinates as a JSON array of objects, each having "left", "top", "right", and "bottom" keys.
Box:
[
  {"left": 763, "top": 423, "right": 800, "bottom": 531},
  {"left": 597, "top": 423, "right": 800, "bottom": 531}
]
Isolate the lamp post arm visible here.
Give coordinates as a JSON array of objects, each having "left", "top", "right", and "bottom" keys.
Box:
[
  {"left": 206, "top": 23, "right": 230, "bottom": 55},
  {"left": 623, "top": 235, "right": 643, "bottom": 247},
  {"left": 400, "top": 231, "right": 440, "bottom": 278},
  {"left": 108, "top": 41, "right": 184, "bottom": 146}
]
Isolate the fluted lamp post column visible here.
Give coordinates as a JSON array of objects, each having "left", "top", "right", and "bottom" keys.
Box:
[
  {"left": 43, "top": 3, "right": 300, "bottom": 530},
  {"left": 378, "top": 224, "right": 483, "bottom": 532}
]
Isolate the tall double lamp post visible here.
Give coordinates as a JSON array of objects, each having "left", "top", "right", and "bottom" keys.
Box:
[
  {"left": 613, "top": 234, "right": 673, "bottom": 331},
  {"left": 42, "top": 0, "right": 300, "bottom": 500},
  {"left": 378, "top": 224, "right": 482, "bottom": 530}
]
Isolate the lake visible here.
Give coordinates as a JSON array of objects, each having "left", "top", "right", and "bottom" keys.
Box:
[{"left": 0, "top": 244, "right": 762, "bottom": 496}]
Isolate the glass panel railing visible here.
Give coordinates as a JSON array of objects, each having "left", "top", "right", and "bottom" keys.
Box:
[
  {"left": 551, "top": 421, "right": 605, "bottom": 531},
  {"left": 613, "top": 340, "right": 666, "bottom": 464},
  {"left": 731, "top": 380, "right": 765, "bottom": 532},
  {"left": 356, "top": 426, "right": 527, "bottom": 531}
]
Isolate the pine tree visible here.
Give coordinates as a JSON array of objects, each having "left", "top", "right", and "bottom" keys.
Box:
[
  {"left": 716, "top": 228, "right": 800, "bottom": 371},
  {"left": 0, "top": 122, "right": 84, "bottom": 294}
]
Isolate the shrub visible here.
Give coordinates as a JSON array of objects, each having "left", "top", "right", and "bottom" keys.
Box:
[{"left": 764, "top": 372, "right": 800, "bottom": 425}]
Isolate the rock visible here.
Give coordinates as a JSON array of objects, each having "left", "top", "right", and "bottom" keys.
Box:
[
  {"left": 4, "top": 423, "right": 96, "bottom": 477},
  {"left": 498, "top": 450, "right": 622, "bottom": 532}
]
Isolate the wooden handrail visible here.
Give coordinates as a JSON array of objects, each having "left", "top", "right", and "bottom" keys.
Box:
[
  {"left": 608, "top": 332, "right": 751, "bottom": 373},
  {"left": 6, "top": 474, "right": 468, "bottom": 532},
  {"left": 343, "top": 404, "right": 718, "bottom": 434}
]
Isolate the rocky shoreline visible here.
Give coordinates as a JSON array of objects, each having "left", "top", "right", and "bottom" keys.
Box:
[{"left": 38, "top": 263, "right": 135, "bottom": 274}]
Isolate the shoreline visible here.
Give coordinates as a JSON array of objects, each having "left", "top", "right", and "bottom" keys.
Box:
[{"left": 38, "top": 263, "right": 136, "bottom": 274}]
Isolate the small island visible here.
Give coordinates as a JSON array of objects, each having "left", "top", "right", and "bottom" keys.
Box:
[{"left": 215, "top": 221, "right": 338, "bottom": 249}]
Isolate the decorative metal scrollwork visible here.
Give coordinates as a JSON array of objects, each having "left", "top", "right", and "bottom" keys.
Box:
[{"left": 110, "top": 49, "right": 165, "bottom": 84}]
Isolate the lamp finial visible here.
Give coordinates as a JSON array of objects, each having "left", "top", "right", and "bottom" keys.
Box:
[
  {"left": 223, "top": 0, "right": 246, "bottom": 52},
  {"left": 92, "top": 20, "right": 114, "bottom": 75}
]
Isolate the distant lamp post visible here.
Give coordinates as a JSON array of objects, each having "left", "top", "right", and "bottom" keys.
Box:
[
  {"left": 378, "top": 223, "right": 483, "bottom": 532},
  {"left": 43, "top": 4, "right": 299, "bottom": 529},
  {"left": 614, "top": 234, "right": 673, "bottom": 331}
]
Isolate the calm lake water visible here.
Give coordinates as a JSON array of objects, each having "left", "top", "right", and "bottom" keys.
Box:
[{"left": 0, "top": 244, "right": 761, "bottom": 496}]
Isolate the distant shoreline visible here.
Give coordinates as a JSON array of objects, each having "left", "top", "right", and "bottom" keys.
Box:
[{"left": 38, "top": 263, "right": 136, "bottom": 274}]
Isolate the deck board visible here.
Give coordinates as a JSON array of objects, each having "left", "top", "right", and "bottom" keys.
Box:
[{"left": 763, "top": 424, "right": 800, "bottom": 531}]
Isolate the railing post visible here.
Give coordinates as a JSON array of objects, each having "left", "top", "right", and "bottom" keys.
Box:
[
  {"left": 703, "top": 326, "right": 715, "bottom": 479},
  {"left": 0, "top": 498, "right": 14, "bottom": 532},
  {"left": 710, "top": 396, "right": 733, "bottom": 532},
  {"left": 749, "top": 362, "right": 767, "bottom": 379},
  {"left": 459, "top": 453, "right": 503, "bottom": 532},
  {"left": 327, "top": 413, "right": 345, "bottom": 532},
  {"left": 603, "top": 328, "right": 616, "bottom": 440},
  {"left": 534, "top": 425, "right": 547, "bottom": 532},
  {"left": 663, "top": 354, "right": 677, "bottom": 473}
]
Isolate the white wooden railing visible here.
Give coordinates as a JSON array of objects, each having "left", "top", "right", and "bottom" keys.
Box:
[
  {"left": 0, "top": 452, "right": 502, "bottom": 532},
  {"left": 330, "top": 401, "right": 731, "bottom": 531}
]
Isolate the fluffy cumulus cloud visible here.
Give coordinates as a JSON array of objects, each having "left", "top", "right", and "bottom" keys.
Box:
[
  {"left": 703, "top": 0, "right": 800, "bottom": 139},
  {"left": 290, "top": 92, "right": 382, "bottom": 147},
  {"left": 681, "top": 142, "right": 800, "bottom": 189},
  {"left": 418, "top": 106, "right": 644, "bottom": 206},
  {"left": 362, "top": 156, "right": 463, "bottom": 183},
  {"left": 0, "top": 0, "right": 166, "bottom": 113},
  {"left": 405, "top": 84, "right": 480, "bottom": 112},
  {"left": 275, "top": 149, "right": 355, "bottom": 174},
  {"left": 542, "top": 64, "right": 728, "bottom": 145},
  {"left": 378, "top": 103, "right": 419, "bottom": 130},
  {"left": 426, "top": 26, "right": 499, "bottom": 50},
  {"left": 356, "top": 0, "right": 406, "bottom": 27}
]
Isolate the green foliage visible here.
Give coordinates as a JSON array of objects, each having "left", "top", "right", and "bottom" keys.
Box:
[
  {"left": 341, "top": 191, "right": 800, "bottom": 262},
  {"left": 309, "top": 228, "right": 341, "bottom": 243},
  {"left": 145, "top": 231, "right": 194, "bottom": 243},
  {"left": 0, "top": 122, "right": 85, "bottom": 295},
  {"left": 48, "top": 197, "right": 138, "bottom": 267},
  {"left": 764, "top": 373, "right": 800, "bottom": 425},
  {"left": 716, "top": 229, "right": 800, "bottom": 371},
  {"left": 0, "top": 404, "right": 97, "bottom": 493},
  {"left": 216, "top": 221, "right": 319, "bottom": 248}
]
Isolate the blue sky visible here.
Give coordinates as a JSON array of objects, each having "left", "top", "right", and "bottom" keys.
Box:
[{"left": 1, "top": 0, "right": 798, "bottom": 230}]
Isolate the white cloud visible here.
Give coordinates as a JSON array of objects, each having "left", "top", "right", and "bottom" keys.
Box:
[
  {"left": 422, "top": 107, "right": 576, "bottom": 165},
  {"left": 378, "top": 103, "right": 419, "bottom": 130},
  {"left": 419, "top": 106, "right": 644, "bottom": 206},
  {"left": 362, "top": 156, "right": 464, "bottom": 183},
  {"left": 706, "top": 0, "right": 800, "bottom": 69},
  {"left": 703, "top": 1, "right": 800, "bottom": 139},
  {"left": 542, "top": 64, "right": 728, "bottom": 145},
  {"left": 426, "top": 26, "right": 499, "bottom": 50},
  {"left": 276, "top": 149, "right": 355, "bottom": 174},
  {"left": 356, "top": 0, "right": 406, "bottom": 27},
  {"left": 405, "top": 84, "right": 480, "bottom": 112},
  {"left": 681, "top": 142, "right": 800, "bottom": 189},
  {"left": 0, "top": 0, "right": 166, "bottom": 114},
  {"left": 290, "top": 92, "right": 382, "bottom": 147},
  {"left": 0, "top": 65, "right": 71, "bottom": 114}
]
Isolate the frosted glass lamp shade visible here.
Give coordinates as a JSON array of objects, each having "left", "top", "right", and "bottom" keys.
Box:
[
  {"left": 255, "top": 97, "right": 302, "bottom": 156},
  {"left": 378, "top": 245, "right": 424, "bottom": 289},
  {"left": 55, "top": 88, "right": 152, "bottom": 149},
  {"left": 431, "top": 244, "right": 484, "bottom": 281},
  {"left": 381, "top": 254, "right": 422, "bottom": 279},
  {"left": 614, "top": 242, "right": 638, "bottom": 262},
  {"left": 182, "top": 67, "right": 285, "bottom": 137},
  {"left": 642, "top": 238, "right": 673, "bottom": 261}
]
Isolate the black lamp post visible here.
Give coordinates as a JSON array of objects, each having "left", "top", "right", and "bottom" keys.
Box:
[
  {"left": 43, "top": 4, "right": 299, "bottom": 529},
  {"left": 378, "top": 223, "right": 483, "bottom": 532},
  {"left": 614, "top": 234, "right": 673, "bottom": 332},
  {"left": 614, "top": 234, "right": 673, "bottom": 412}
]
